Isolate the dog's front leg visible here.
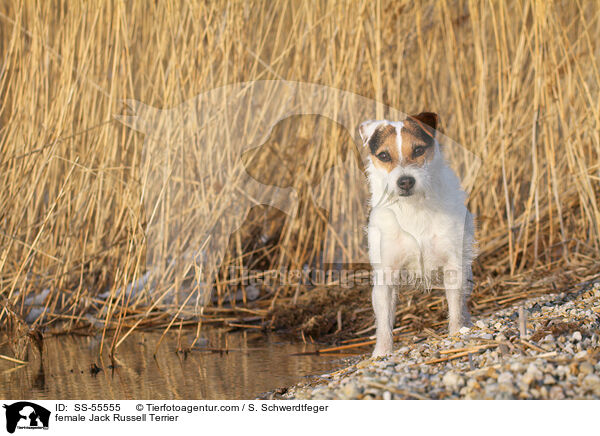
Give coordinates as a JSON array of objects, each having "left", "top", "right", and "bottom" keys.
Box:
[
  {"left": 444, "top": 261, "right": 472, "bottom": 335},
  {"left": 368, "top": 208, "right": 399, "bottom": 357},
  {"left": 372, "top": 279, "right": 395, "bottom": 357}
]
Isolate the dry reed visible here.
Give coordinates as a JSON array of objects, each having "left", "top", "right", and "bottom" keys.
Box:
[{"left": 1, "top": 1, "right": 599, "bottom": 357}]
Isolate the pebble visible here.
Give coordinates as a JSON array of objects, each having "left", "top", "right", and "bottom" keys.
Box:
[
  {"left": 510, "top": 362, "right": 523, "bottom": 372},
  {"left": 284, "top": 284, "right": 600, "bottom": 400},
  {"left": 443, "top": 371, "right": 465, "bottom": 390},
  {"left": 526, "top": 364, "right": 544, "bottom": 382},
  {"left": 582, "top": 374, "right": 600, "bottom": 393},
  {"left": 549, "top": 385, "right": 565, "bottom": 400},
  {"left": 498, "top": 372, "right": 513, "bottom": 384},
  {"left": 340, "top": 382, "right": 361, "bottom": 398},
  {"left": 579, "top": 362, "right": 594, "bottom": 375},
  {"left": 583, "top": 373, "right": 600, "bottom": 384},
  {"left": 521, "top": 372, "right": 535, "bottom": 386}
]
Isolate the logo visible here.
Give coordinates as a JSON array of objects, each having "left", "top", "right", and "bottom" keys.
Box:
[
  {"left": 2, "top": 402, "right": 50, "bottom": 434},
  {"left": 114, "top": 80, "right": 480, "bottom": 306}
]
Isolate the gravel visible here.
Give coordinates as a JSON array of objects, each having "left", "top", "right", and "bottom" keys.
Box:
[{"left": 284, "top": 283, "right": 600, "bottom": 399}]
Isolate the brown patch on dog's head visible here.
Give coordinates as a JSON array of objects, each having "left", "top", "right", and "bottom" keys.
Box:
[
  {"left": 367, "top": 124, "right": 398, "bottom": 173},
  {"left": 400, "top": 112, "right": 438, "bottom": 167}
]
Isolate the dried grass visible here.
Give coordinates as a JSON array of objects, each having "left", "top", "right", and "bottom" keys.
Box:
[{"left": 1, "top": 1, "right": 599, "bottom": 355}]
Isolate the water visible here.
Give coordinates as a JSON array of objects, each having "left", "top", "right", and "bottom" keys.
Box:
[{"left": 0, "top": 330, "right": 354, "bottom": 400}]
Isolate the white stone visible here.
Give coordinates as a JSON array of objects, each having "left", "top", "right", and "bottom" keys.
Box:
[
  {"left": 572, "top": 331, "right": 583, "bottom": 342},
  {"left": 582, "top": 374, "right": 600, "bottom": 388},
  {"left": 521, "top": 372, "right": 535, "bottom": 386},
  {"left": 340, "top": 382, "right": 360, "bottom": 398},
  {"left": 543, "top": 334, "right": 555, "bottom": 343},
  {"left": 443, "top": 371, "right": 465, "bottom": 390},
  {"left": 510, "top": 362, "right": 523, "bottom": 372},
  {"left": 579, "top": 361, "right": 594, "bottom": 375},
  {"left": 498, "top": 372, "right": 513, "bottom": 384},
  {"left": 549, "top": 385, "right": 565, "bottom": 400},
  {"left": 526, "top": 363, "right": 543, "bottom": 382}
]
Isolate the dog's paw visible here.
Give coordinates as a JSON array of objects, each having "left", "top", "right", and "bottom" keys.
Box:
[
  {"left": 372, "top": 345, "right": 393, "bottom": 358},
  {"left": 448, "top": 322, "right": 461, "bottom": 336},
  {"left": 449, "top": 320, "right": 472, "bottom": 336}
]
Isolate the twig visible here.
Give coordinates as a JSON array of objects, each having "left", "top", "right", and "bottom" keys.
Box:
[
  {"left": 519, "top": 339, "right": 549, "bottom": 353},
  {"left": 439, "top": 343, "right": 497, "bottom": 355},
  {"left": 518, "top": 306, "right": 528, "bottom": 338},
  {"left": 422, "top": 327, "right": 445, "bottom": 340},
  {"left": 226, "top": 323, "right": 263, "bottom": 329},
  {"left": 0, "top": 354, "right": 27, "bottom": 365},
  {"left": 422, "top": 344, "right": 498, "bottom": 365},
  {"left": 291, "top": 339, "right": 375, "bottom": 355},
  {"left": 335, "top": 309, "right": 342, "bottom": 334}
]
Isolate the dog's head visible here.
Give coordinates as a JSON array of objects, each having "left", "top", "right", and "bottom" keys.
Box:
[{"left": 359, "top": 112, "right": 439, "bottom": 200}]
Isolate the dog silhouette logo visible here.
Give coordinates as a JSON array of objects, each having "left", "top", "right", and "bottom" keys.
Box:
[
  {"left": 2, "top": 402, "right": 50, "bottom": 433},
  {"left": 115, "top": 80, "right": 480, "bottom": 304},
  {"left": 115, "top": 81, "right": 398, "bottom": 305}
]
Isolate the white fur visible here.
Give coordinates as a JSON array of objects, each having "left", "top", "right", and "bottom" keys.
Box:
[{"left": 360, "top": 119, "right": 476, "bottom": 357}]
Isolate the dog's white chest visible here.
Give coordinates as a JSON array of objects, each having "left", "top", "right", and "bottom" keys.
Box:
[{"left": 369, "top": 204, "right": 451, "bottom": 273}]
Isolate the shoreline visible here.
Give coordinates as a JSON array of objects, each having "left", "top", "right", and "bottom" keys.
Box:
[{"left": 280, "top": 284, "right": 600, "bottom": 400}]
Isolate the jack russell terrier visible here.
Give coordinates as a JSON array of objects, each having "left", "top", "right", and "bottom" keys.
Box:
[{"left": 359, "top": 113, "right": 476, "bottom": 357}]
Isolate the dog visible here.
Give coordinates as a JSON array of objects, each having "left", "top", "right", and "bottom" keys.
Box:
[{"left": 359, "top": 112, "right": 476, "bottom": 357}]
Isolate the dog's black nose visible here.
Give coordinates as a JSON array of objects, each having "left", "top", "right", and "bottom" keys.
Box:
[{"left": 397, "top": 176, "right": 415, "bottom": 191}]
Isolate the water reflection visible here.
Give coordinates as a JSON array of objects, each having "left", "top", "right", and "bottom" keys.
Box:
[{"left": 0, "top": 330, "right": 355, "bottom": 400}]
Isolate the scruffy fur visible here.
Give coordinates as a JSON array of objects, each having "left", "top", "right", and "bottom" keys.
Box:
[{"left": 359, "top": 113, "right": 476, "bottom": 357}]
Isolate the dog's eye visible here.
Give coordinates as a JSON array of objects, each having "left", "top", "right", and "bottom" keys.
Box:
[
  {"left": 413, "top": 146, "right": 426, "bottom": 158},
  {"left": 376, "top": 151, "right": 391, "bottom": 162}
]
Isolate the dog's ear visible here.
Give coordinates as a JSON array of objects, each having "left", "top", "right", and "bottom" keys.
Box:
[
  {"left": 358, "top": 120, "right": 385, "bottom": 147},
  {"left": 409, "top": 112, "right": 438, "bottom": 131}
]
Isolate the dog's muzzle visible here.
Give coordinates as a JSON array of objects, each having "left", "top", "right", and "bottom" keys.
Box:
[{"left": 396, "top": 176, "right": 415, "bottom": 196}]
